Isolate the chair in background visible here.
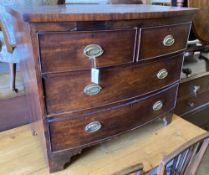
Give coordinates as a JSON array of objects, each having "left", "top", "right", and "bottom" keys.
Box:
[
  {"left": 0, "top": 7, "right": 18, "bottom": 92},
  {"left": 0, "top": 0, "right": 65, "bottom": 92},
  {"left": 114, "top": 133, "right": 209, "bottom": 175},
  {"left": 156, "top": 133, "right": 209, "bottom": 175}
]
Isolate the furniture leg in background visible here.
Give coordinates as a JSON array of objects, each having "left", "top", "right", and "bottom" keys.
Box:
[
  {"left": 0, "top": 5, "right": 18, "bottom": 92},
  {"left": 0, "top": 0, "right": 67, "bottom": 132},
  {"left": 9, "top": 63, "right": 17, "bottom": 92}
]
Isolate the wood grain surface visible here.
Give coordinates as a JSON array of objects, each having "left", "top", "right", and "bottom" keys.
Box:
[
  {"left": 39, "top": 29, "right": 137, "bottom": 73},
  {"left": 7, "top": 4, "right": 197, "bottom": 172},
  {"left": 7, "top": 4, "right": 198, "bottom": 23},
  {"left": 44, "top": 55, "right": 183, "bottom": 115},
  {"left": 139, "top": 23, "right": 191, "bottom": 60},
  {"left": 0, "top": 115, "right": 207, "bottom": 175},
  {"left": 49, "top": 84, "right": 178, "bottom": 151},
  {"left": 188, "top": 0, "right": 209, "bottom": 45}
]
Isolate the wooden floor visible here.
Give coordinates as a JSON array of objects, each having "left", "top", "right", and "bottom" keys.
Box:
[
  {"left": 0, "top": 94, "right": 28, "bottom": 131},
  {"left": 0, "top": 71, "right": 28, "bottom": 131},
  {"left": 0, "top": 115, "right": 207, "bottom": 175},
  {"left": 0, "top": 72, "right": 24, "bottom": 99}
]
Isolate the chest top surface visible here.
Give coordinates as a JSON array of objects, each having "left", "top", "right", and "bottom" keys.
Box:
[{"left": 7, "top": 4, "right": 197, "bottom": 22}]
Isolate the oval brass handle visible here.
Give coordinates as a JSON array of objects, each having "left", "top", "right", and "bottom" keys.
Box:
[
  {"left": 83, "top": 83, "right": 102, "bottom": 96},
  {"left": 157, "top": 69, "right": 168, "bottom": 79},
  {"left": 163, "top": 35, "right": 175, "bottom": 47},
  {"left": 153, "top": 100, "right": 163, "bottom": 111},
  {"left": 83, "top": 44, "right": 104, "bottom": 58},
  {"left": 85, "top": 121, "right": 102, "bottom": 133}
]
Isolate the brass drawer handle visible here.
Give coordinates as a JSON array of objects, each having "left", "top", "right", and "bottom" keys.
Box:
[
  {"left": 83, "top": 44, "right": 104, "bottom": 58},
  {"left": 85, "top": 121, "right": 102, "bottom": 133},
  {"left": 157, "top": 69, "right": 168, "bottom": 79},
  {"left": 83, "top": 83, "right": 102, "bottom": 96},
  {"left": 153, "top": 100, "right": 163, "bottom": 111},
  {"left": 83, "top": 44, "right": 103, "bottom": 86},
  {"left": 163, "top": 35, "right": 175, "bottom": 46}
]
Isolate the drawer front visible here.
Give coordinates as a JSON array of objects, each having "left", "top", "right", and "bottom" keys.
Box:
[
  {"left": 49, "top": 84, "right": 178, "bottom": 152},
  {"left": 182, "top": 104, "right": 209, "bottom": 129},
  {"left": 44, "top": 55, "right": 183, "bottom": 114},
  {"left": 177, "top": 74, "right": 209, "bottom": 101},
  {"left": 138, "top": 23, "right": 191, "bottom": 60},
  {"left": 175, "top": 90, "right": 209, "bottom": 116},
  {"left": 39, "top": 29, "right": 137, "bottom": 73},
  {"left": 175, "top": 74, "right": 209, "bottom": 115}
]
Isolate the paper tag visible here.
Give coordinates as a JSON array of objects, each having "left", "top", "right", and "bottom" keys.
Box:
[{"left": 91, "top": 68, "right": 99, "bottom": 84}]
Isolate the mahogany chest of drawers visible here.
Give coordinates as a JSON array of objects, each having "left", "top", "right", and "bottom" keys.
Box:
[{"left": 7, "top": 4, "right": 197, "bottom": 172}]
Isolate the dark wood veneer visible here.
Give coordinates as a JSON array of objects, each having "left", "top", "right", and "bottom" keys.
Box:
[
  {"left": 6, "top": 4, "right": 197, "bottom": 173},
  {"left": 175, "top": 73, "right": 209, "bottom": 116},
  {"left": 9, "top": 4, "right": 198, "bottom": 22},
  {"left": 44, "top": 54, "right": 183, "bottom": 115},
  {"left": 49, "top": 84, "right": 178, "bottom": 152},
  {"left": 139, "top": 23, "right": 191, "bottom": 60},
  {"left": 39, "top": 29, "right": 137, "bottom": 73}
]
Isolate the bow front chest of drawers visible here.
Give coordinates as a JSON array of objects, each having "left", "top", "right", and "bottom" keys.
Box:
[{"left": 7, "top": 4, "right": 197, "bottom": 172}]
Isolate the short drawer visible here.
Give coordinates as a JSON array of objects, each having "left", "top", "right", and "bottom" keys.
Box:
[
  {"left": 43, "top": 54, "right": 183, "bottom": 114},
  {"left": 138, "top": 23, "right": 191, "bottom": 60},
  {"left": 38, "top": 29, "right": 137, "bottom": 73},
  {"left": 49, "top": 84, "right": 178, "bottom": 152}
]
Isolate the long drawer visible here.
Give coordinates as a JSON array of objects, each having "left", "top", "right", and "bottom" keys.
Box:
[
  {"left": 43, "top": 54, "right": 183, "bottom": 115},
  {"left": 49, "top": 84, "right": 178, "bottom": 152}
]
